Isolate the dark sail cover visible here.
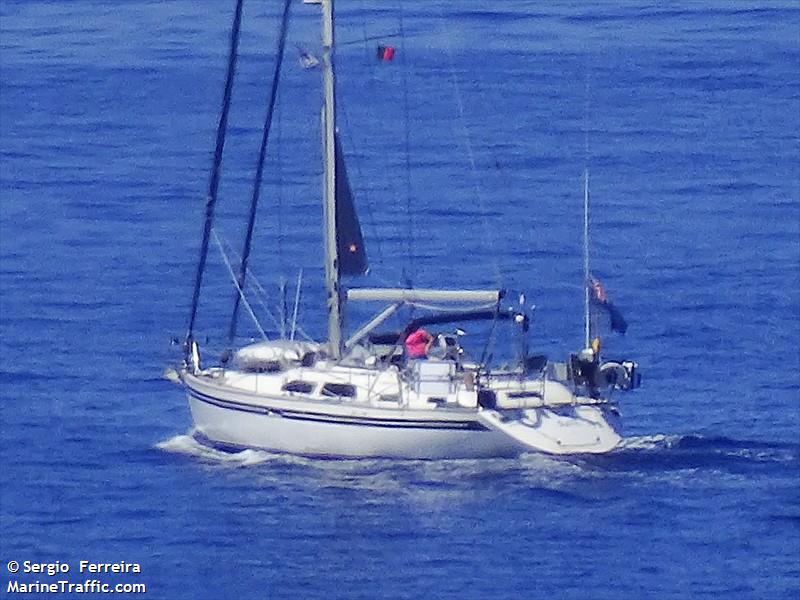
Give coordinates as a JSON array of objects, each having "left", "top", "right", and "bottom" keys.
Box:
[{"left": 334, "top": 134, "right": 368, "bottom": 275}]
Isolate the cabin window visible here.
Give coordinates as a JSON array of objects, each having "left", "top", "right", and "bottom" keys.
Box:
[
  {"left": 507, "top": 391, "right": 543, "bottom": 399},
  {"left": 321, "top": 383, "right": 356, "bottom": 398},
  {"left": 243, "top": 360, "right": 282, "bottom": 373},
  {"left": 282, "top": 380, "right": 315, "bottom": 394}
]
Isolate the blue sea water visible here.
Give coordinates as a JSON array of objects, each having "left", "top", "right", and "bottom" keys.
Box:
[{"left": 1, "top": 1, "right": 799, "bottom": 598}]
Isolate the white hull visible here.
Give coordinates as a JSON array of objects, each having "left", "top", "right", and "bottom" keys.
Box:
[
  {"left": 188, "top": 394, "right": 521, "bottom": 459},
  {"left": 184, "top": 370, "right": 622, "bottom": 459}
]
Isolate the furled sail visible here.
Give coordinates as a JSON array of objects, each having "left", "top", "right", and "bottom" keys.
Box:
[{"left": 334, "top": 134, "right": 368, "bottom": 275}]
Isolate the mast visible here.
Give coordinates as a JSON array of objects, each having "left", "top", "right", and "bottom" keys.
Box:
[
  {"left": 321, "top": 0, "right": 343, "bottom": 358},
  {"left": 583, "top": 168, "right": 591, "bottom": 348}
]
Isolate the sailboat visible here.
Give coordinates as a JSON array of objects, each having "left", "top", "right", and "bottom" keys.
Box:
[{"left": 174, "top": 0, "right": 641, "bottom": 459}]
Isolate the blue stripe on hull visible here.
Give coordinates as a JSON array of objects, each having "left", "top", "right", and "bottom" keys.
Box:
[{"left": 188, "top": 388, "right": 488, "bottom": 431}]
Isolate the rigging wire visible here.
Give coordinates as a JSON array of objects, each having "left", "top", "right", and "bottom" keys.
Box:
[
  {"left": 398, "top": 2, "right": 414, "bottom": 287},
  {"left": 186, "top": 0, "right": 244, "bottom": 346},
  {"left": 276, "top": 54, "right": 284, "bottom": 276},
  {"left": 338, "top": 107, "right": 383, "bottom": 267},
  {"left": 212, "top": 229, "right": 269, "bottom": 341},
  {"left": 334, "top": 0, "right": 410, "bottom": 284},
  {"left": 215, "top": 231, "right": 281, "bottom": 334},
  {"left": 436, "top": 11, "right": 503, "bottom": 288},
  {"left": 335, "top": 0, "right": 389, "bottom": 270},
  {"left": 215, "top": 232, "right": 314, "bottom": 341},
  {"left": 227, "top": 0, "right": 293, "bottom": 346},
  {"left": 479, "top": 308, "right": 501, "bottom": 367},
  {"left": 249, "top": 276, "right": 313, "bottom": 341}
]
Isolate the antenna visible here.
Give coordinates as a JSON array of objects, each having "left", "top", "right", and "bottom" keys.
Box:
[
  {"left": 279, "top": 276, "right": 287, "bottom": 339},
  {"left": 290, "top": 269, "right": 303, "bottom": 341},
  {"left": 583, "top": 168, "right": 590, "bottom": 348},
  {"left": 582, "top": 67, "right": 592, "bottom": 350}
]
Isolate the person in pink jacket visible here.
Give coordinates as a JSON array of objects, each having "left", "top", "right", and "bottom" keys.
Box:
[{"left": 404, "top": 328, "right": 434, "bottom": 359}]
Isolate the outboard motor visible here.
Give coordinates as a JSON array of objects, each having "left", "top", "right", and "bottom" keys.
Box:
[
  {"left": 570, "top": 340, "right": 641, "bottom": 393},
  {"left": 430, "top": 333, "right": 462, "bottom": 361},
  {"left": 599, "top": 360, "right": 641, "bottom": 390}
]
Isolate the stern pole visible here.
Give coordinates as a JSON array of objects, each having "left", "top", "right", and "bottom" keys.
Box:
[{"left": 583, "top": 168, "right": 591, "bottom": 349}]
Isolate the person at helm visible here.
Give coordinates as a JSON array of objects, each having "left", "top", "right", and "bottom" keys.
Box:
[{"left": 404, "top": 328, "right": 434, "bottom": 359}]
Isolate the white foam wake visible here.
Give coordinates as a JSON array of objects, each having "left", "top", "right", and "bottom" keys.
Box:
[
  {"left": 618, "top": 434, "right": 684, "bottom": 451},
  {"left": 155, "top": 432, "right": 277, "bottom": 466}
]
